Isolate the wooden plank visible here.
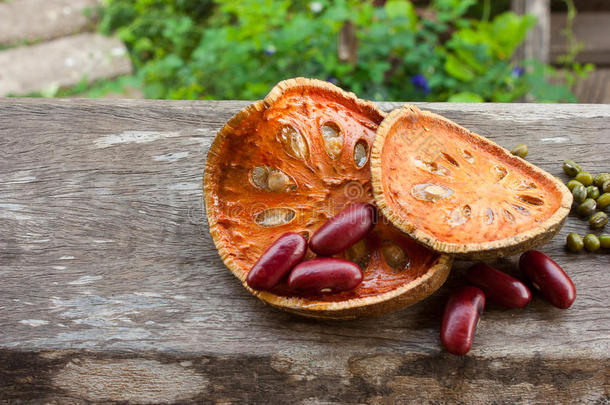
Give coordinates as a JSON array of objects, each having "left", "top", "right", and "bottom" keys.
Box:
[
  {"left": 0, "top": 0, "right": 100, "bottom": 46},
  {"left": 512, "top": 0, "right": 550, "bottom": 63},
  {"left": 551, "top": 12, "right": 610, "bottom": 65},
  {"left": 0, "top": 33, "right": 132, "bottom": 96},
  {"left": 572, "top": 68, "right": 610, "bottom": 104},
  {"left": 0, "top": 350, "right": 606, "bottom": 403},
  {"left": 0, "top": 99, "right": 608, "bottom": 403}
]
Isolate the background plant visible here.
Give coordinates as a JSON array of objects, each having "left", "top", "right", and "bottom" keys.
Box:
[{"left": 98, "top": 0, "right": 588, "bottom": 102}]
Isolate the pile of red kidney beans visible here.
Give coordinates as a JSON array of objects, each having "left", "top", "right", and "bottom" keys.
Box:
[
  {"left": 246, "top": 203, "right": 376, "bottom": 294},
  {"left": 443, "top": 253, "right": 576, "bottom": 355},
  {"left": 246, "top": 202, "right": 577, "bottom": 356}
]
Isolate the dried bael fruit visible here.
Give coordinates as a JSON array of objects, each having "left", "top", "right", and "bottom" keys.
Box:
[
  {"left": 204, "top": 79, "right": 452, "bottom": 319},
  {"left": 370, "top": 105, "right": 572, "bottom": 259}
]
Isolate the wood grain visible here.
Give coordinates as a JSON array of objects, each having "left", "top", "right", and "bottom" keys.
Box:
[
  {"left": 0, "top": 99, "right": 608, "bottom": 403},
  {"left": 512, "top": 0, "right": 550, "bottom": 64},
  {"left": 550, "top": 12, "right": 610, "bottom": 65}
]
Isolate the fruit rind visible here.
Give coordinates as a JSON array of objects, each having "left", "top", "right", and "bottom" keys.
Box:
[
  {"left": 370, "top": 104, "right": 573, "bottom": 260},
  {"left": 204, "top": 79, "right": 453, "bottom": 319},
  {"left": 255, "top": 253, "right": 451, "bottom": 319}
]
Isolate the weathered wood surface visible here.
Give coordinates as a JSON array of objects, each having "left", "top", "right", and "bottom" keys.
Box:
[
  {"left": 571, "top": 68, "right": 610, "bottom": 104},
  {"left": 0, "top": 99, "right": 608, "bottom": 404},
  {"left": 550, "top": 12, "right": 610, "bottom": 65}
]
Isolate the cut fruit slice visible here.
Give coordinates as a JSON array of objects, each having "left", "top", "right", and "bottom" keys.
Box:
[
  {"left": 204, "top": 79, "right": 452, "bottom": 319},
  {"left": 371, "top": 105, "right": 572, "bottom": 260}
]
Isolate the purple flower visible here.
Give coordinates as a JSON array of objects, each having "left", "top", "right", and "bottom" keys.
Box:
[
  {"left": 411, "top": 74, "right": 430, "bottom": 94},
  {"left": 264, "top": 45, "right": 276, "bottom": 56},
  {"left": 511, "top": 66, "right": 524, "bottom": 78}
]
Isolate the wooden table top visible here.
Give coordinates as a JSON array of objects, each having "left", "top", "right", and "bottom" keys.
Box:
[{"left": 0, "top": 98, "right": 608, "bottom": 404}]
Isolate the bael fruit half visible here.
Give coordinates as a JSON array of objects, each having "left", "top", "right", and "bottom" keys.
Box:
[
  {"left": 204, "top": 78, "right": 452, "bottom": 319},
  {"left": 371, "top": 105, "right": 572, "bottom": 260}
]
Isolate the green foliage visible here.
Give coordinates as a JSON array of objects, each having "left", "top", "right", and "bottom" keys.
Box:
[
  {"left": 553, "top": 0, "right": 594, "bottom": 90},
  {"left": 7, "top": 76, "right": 142, "bottom": 98},
  {"left": 448, "top": 92, "right": 484, "bottom": 102},
  {"left": 98, "top": 0, "right": 585, "bottom": 102}
]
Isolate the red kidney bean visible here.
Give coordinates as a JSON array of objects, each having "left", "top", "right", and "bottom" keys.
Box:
[
  {"left": 246, "top": 232, "right": 307, "bottom": 291},
  {"left": 519, "top": 250, "right": 576, "bottom": 309},
  {"left": 309, "top": 203, "right": 377, "bottom": 256},
  {"left": 441, "top": 286, "right": 485, "bottom": 356},
  {"left": 466, "top": 263, "right": 532, "bottom": 308},
  {"left": 288, "top": 258, "right": 363, "bottom": 294}
]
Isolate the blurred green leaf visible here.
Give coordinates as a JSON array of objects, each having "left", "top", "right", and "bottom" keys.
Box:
[
  {"left": 384, "top": 0, "right": 417, "bottom": 30},
  {"left": 448, "top": 92, "right": 484, "bottom": 102},
  {"left": 490, "top": 12, "right": 536, "bottom": 59},
  {"left": 432, "top": 0, "right": 476, "bottom": 21},
  {"left": 445, "top": 54, "right": 475, "bottom": 82},
  {"left": 40, "top": 82, "right": 60, "bottom": 98}
]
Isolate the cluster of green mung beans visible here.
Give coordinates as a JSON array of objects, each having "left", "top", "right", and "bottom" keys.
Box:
[{"left": 562, "top": 160, "right": 610, "bottom": 252}]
